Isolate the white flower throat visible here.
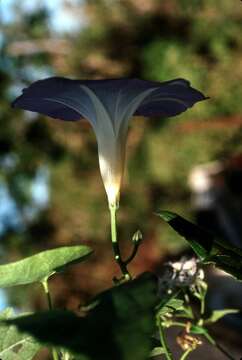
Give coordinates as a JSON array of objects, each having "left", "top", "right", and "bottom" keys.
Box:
[{"left": 79, "top": 85, "right": 157, "bottom": 206}]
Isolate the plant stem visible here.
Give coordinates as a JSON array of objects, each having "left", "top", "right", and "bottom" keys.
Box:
[
  {"left": 42, "top": 278, "right": 53, "bottom": 309},
  {"left": 109, "top": 203, "right": 131, "bottom": 280},
  {"left": 123, "top": 242, "right": 139, "bottom": 265},
  {"left": 180, "top": 348, "right": 193, "bottom": 360},
  {"left": 41, "top": 279, "right": 59, "bottom": 360},
  {"left": 200, "top": 296, "right": 205, "bottom": 317},
  {"left": 199, "top": 286, "right": 207, "bottom": 318},
  {"left": 170, "top": 321, "right": 186, "bottom": 328},
  {"left": 158, "top": 318, "right": 173, "bottom": 360}
]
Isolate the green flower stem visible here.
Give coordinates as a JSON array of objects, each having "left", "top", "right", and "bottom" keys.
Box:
[
  {"left": 169, "top": 321, "right": 186, "bottom": 328},
  {"left": 42, "top": 278, "right": 53, "bottom": 310},
  {"left": 123, "top": 241, "right": 140, "bottom": 265},
  {"left": 200, "top": 297, "right": 205, "bottom": 317},
  {"left": 158, "top": 318, "right": 173, "bottom": 360},
  {"left": 41, "top": 279, "right": 59, "bottom": 360},
  {"left": 199, "top": 287, "right": 207, "bottom": 318},
  {"left": 109, "top": 203, "right": 131, "bottom": 281},
  {"left": 180, "top": 349, "right": 193, "bottom": 360}
]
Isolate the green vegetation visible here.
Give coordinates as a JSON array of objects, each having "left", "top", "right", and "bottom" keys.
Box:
[{"left": 0, "top": 0, "right": 242, "bottom": 304}]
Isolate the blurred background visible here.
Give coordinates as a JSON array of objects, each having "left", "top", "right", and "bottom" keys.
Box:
[{"left": 0, "top": 0, "right": 242, "bottom": 358}]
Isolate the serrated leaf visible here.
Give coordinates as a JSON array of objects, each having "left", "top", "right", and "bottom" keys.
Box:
[
  {"left": 157, "top": 211, "right": 242, "bottom": 280},
  {"left": 0, "top": 245, "right": 93, "bottom": 288},
  {"left": 158, "top": 298, "right": 184, "bottom": 317},
  {"left": 0, "top": 308, "right": 41, "bottom": 360},
  {"left": 6, "top": 272, "right": 158, "bottom": 360},
  {"left": 157, "top": 211, "right": 212, "bottom": 260},
  {"left": 205, "top": 309, "right": 239, "bottom": 324}
]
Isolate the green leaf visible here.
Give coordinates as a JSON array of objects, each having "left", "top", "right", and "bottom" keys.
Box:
[
  {"left": 158, "top": 298, "right": 184, "bottom": 317},
  {"left": 213, "top": 237, "right": 242, "bottom": 257},
  {"left": 157, "top": 211, "right": 242, "bottom": 280},
  {"left": 0, "top": 308, "right": 41, "bottom": 360},
  {"left": 6, "top": 272, "right": 158, "bottom": 360},
  {"left": 204, "top": 309, "right": 239, "bottom": 324},
  {"left": 0, "top": 245, "right": 92, "bottom": 288},
  {"left": 157, "top": 211, "right": 213, "bottom": 260},
  {"left": 190, "top": 324, "right": 208, "bottom": 335},
  {"left": 150, "top": 347, "right": 165, "bottom": 357}
]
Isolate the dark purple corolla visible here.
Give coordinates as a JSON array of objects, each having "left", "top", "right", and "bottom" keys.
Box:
[{"left": 13, "top": 77, "right": 207, "bottom": 207}]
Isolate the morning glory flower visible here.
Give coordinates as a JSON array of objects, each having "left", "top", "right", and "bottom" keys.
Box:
[{"left": 12, "top": 77, "right": 206, "bottom": 207}]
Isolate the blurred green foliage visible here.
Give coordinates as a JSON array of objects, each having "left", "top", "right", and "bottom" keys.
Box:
[{"left": 0, "top": 0, "right": 242, "bottom": 308}]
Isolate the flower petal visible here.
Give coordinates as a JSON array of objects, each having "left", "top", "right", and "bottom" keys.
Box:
[
  {"left": 12, "top": 76, "right": 207, "bottom": 206},
  {"left": 12, "top": 77, "right": 206, "bottom": 121},
  {"left": 12, "top": 77, "right": 154, "bottom": 122},
  {"left": 135, "top": 79, "right": 207, "bottom": 117},
  {"left": 77, "top": 85, "right": 130, "bottom": 205},
  {"left": 12, "top": 77, "right": 83, "bottom": 120}
]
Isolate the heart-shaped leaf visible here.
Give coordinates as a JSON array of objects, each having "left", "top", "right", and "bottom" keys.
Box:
[
  {"left": 0, "top": 245, "right": 92, "bottom": 288},
  {"left": 0, "top": 308, "right": 41, "bottom": 360},
  {"left": 6, "top": 272, "right": 158, "bottom": 360}
]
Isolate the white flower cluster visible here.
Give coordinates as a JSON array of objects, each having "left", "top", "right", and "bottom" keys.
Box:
[{"left": 158, "top": 257, "right": 204, "bottom": 294}]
